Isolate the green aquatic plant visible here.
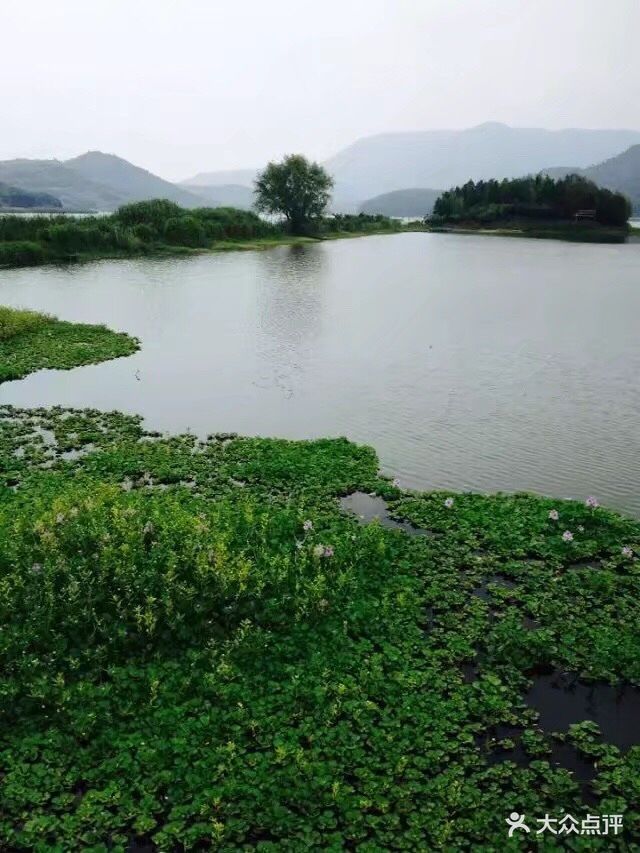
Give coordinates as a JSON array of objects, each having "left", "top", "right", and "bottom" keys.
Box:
[
  {"left": 0, "top": 306, "right": 139, "bottom": 382},
  {"left": 0, "top": 404, "right": 639, "bottom": 849}
]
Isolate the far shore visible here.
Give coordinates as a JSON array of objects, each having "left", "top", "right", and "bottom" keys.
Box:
[
  {"left": 0, "top": 217, "right": 633, "bottom": 273},
  {"left": 427, "top": 220, "right": 631, "bottom": 244},
  {"left": 0, "top": 225, "right": 429, "bottom": 271}
]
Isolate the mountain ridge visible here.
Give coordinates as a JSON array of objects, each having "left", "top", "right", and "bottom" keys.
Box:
[
  {"left": 0, "top": 152, "right": 203, "bottom": 211},
  {"left": 323, "top": 124, "right": 640, "bottom": 201},
  {"left": 543, "top": 145, "right": 640, "bottom": 212},
  {"left": 182, "top": 123, "right": 640, "bottom": 212},
  {"left": 358, "top": 188, "right": 441, "bottom": 217},
  {"left": 65, "top": 152, "right": 203, "bottom": 208},
  {"left": 3, "top": 124, "right": 640, "bottom": 214}
]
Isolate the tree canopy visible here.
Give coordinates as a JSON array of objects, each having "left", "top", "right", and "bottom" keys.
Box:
[
  {"left": 432, "top": 174, "right": 631, "bottom": 226},
  {"left": 254, "top": 155, "right": 334, "bottom": 234}
]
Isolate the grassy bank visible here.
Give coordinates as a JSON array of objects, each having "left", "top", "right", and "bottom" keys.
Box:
[
  {"left": 0, "top": 306, "right": 139, "bottom": 382},
  {"left": 0, "top": 403, "right": 639, "bottom": 849},
  {"left": 0, "top": 201, "right": 408, "bottom": 269}
]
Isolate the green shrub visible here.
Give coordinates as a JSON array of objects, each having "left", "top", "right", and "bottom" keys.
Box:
[
  {"left": 0, "top": 240, "right": 44, "bottom": 267},
  {"left": 0, "top": 306, "right": 51, "bottom": 340},
  {"left": 132, "top": 222, "right": 155, "bottom": 243},
  {"left": 42, "top": 222, "right": 91, "bottom": 254},
  {"left": 163, "top": 215, "right": 207, "bottom": 247},
  {"left": 114, "top": 199, "right": 183, "bottom": 230}
]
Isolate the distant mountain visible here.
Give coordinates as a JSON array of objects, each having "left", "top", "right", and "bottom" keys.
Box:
[
  {"left": 64, "top": 152, "right": 203, "bottom": 209},
  {"left": 0, "top": 159, "right": 124, "bottom": 211},
  {"left": 358, "top": 188, "right": 441, "bottom": 217},
  {"left": 543, "top": 145, "right": 640, "bottom": 213},
  {"left": 183, "top": 124, "right": 640, "bottom": 212},
  {"left": 5, "top": 125, "right": 639, "bottom": 215},
  {"left": 324, "top": 123, "right": 640, "bottom": 202},
  {"left": 0, "top": 152, "right": 203, "bottom": 211},
  {"left": 182, "top": 168, "right": 258, "bottom": 188},
  {"left": 182, "top": 183, "right": 255, "bottom": 210},
  {"left": 0, "top": 182, "right": 62, "bottom": 210},
  {"left": 179, "top": 168, "right": 365, "bottom": 212}
]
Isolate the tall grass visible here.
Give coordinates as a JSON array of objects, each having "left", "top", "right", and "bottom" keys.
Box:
[
  {"left": 0, "top": 200, "right": 401, "bottom": 268},
  {"left": 0, "top": 306, "right": 52, "bottom": 340}
]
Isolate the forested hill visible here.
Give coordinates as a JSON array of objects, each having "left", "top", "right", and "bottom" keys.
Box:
[
  {"left": 324, "top": 123, "right": 640, "bottom": 203},
  {"left": 432, "top": 174, "right": 631, "bottom": 226},
  {"left": 544, "top": 145, "right": 640, "bottom": 214},
  {"left": 183, "top": 124, "right": 640, "bottom": 212},
  {"left": 0, "top": 182, "right": 62, "bottom": 210}
]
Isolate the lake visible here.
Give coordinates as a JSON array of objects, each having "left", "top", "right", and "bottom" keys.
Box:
[{"left": 1, "top": 232, "right": 639, "bottom": 515}]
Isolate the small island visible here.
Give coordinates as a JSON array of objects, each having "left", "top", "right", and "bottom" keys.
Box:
[
  {"left": 0, "top": 306, "right": 139, "bottom": 382},
  {"left": 429, "top": 174, "right": 632, "bottom": 242}
]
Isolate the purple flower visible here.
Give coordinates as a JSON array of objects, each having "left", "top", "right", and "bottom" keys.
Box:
[
  {"left": 444, "top": 497, "right": 454, "bottom": 509},
  {"left": 323, "top": 546, "right": 334, "bottom": 558},
  {"left": 622, "top": 546, "right": 634, "bottom": 559},
  {"left": 562, "top": 530, "right": 574, "bottom": 543},
  {"left": 302, "top": 520, "right": 313, "bottom": 532},
  {"left": 585, "top": 496, "right": 599, "bottom": 509},
  {"left": 548, "top": 509, "right": 559, "bottom": 521}
]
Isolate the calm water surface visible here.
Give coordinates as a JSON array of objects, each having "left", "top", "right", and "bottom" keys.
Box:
[{"left": 1, "top": 233, "right": 639, "bottom": 515}]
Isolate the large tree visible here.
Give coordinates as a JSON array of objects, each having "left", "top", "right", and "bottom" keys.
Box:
[{"left": 254, "top": 154, "right": 333, "bottom": 235}]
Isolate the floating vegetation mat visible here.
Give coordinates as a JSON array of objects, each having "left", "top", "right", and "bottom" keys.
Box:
[
  {"left": 1, "top": 404, "right": 639, "bottom": 849},
  {"left": 0, "top": 306, "right": 139, "bottom": 383}
]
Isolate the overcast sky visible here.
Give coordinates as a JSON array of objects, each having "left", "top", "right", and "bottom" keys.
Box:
[{"left": 2, "top": 0, "right": 639, "bottom": 180}]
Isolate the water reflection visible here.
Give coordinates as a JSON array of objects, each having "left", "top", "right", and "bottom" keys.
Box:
[{"left": 253, "top": 244, "right": 326, "bottom": 400}]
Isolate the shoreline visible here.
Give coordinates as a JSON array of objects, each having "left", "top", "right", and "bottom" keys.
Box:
[
  {"left": 1, "top": 221, "right": 630, "bottom": 272},
  {"left": 428, "top": 222, "right": 630, "bottom": 244},
  {"left": 0, "top": 227, "right": 419, "bottom": 271}
]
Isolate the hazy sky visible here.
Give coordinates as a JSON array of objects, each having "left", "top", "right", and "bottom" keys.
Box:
[{"left": 3, "top": 0, "right": 639, "bottom": 180}]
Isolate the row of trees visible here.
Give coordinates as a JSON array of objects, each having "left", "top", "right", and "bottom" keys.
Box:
[{"left": 432, "top": 174, "right": 631, "bottom": 226}]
